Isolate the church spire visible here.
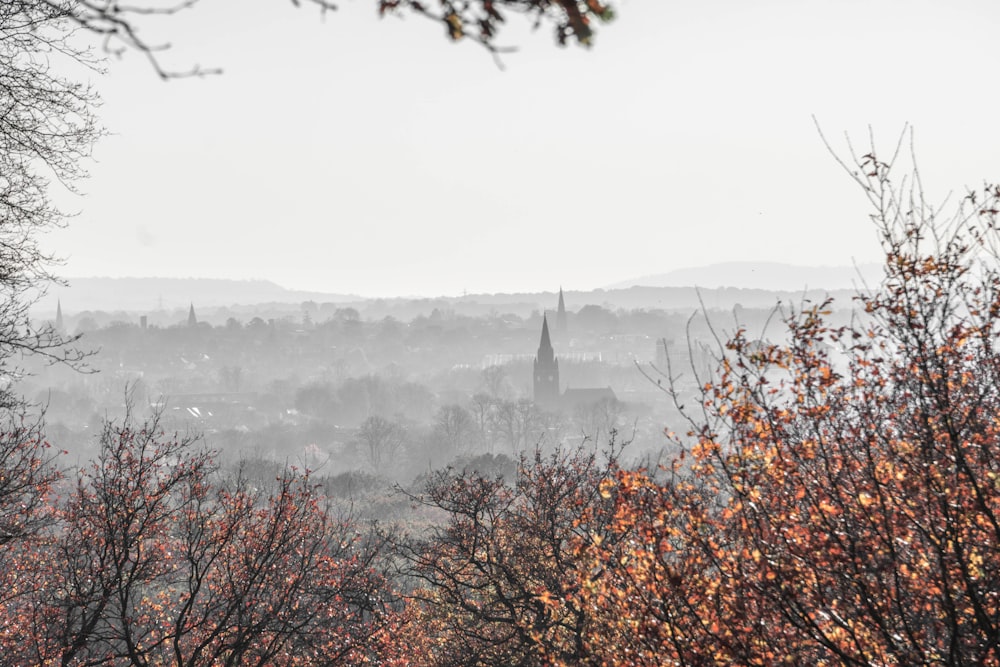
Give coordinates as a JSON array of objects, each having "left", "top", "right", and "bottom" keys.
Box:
[
  {"left": 188, "top": 303, "right": 197, "bottom": 327},
  {"left": 533, "top": 314, "right": 559, "bottom": 408},
  {"left": 538, "top": 313, "right": 553, "bottom": 360},
  {"left": 556, "top": 287, "right": 567, "bottom": 336},
  {"left": 55, "top": 299, "right": 64, "bottom": 333}
]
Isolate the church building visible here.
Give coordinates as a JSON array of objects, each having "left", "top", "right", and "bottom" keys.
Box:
[{"left": 532, "top": 292, "right": 616, "bottom": 411}]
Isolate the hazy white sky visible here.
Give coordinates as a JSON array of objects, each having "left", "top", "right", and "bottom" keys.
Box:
[{"left": 45, "top": 0, "right": 1000, "bottom": 297}]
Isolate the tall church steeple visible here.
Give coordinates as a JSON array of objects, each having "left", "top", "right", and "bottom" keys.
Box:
[
  {"left": 556, "top": 287, "right": 567, "bottom": 336},
  {"left": 533, "top": 315, "right": 560, "bottom": 408},
  {"left": 188, "top": 303, "right": 197, "bottom": 327},
  {"left": 55, "top": 299, "right": 64, "bottom": 333}
]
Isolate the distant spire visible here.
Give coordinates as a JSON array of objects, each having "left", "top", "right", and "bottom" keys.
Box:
[
  {"left": 556, "top": 287, "right": 567, "bottom": 335},
  {"left": 55, "top": 299, "right": 64, "bottom": 333},
  {"left": 188, "top": 303, "right": 197, "bottom": 327}
]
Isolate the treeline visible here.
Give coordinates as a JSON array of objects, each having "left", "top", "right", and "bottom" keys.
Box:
[{"left": 216, "top": 389, "right": 628, "bottom": 481}]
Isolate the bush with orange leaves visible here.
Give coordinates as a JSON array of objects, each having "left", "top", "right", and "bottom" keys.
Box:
[{"left": 564, "top": 137, "right": 1000, "bottom": 665}]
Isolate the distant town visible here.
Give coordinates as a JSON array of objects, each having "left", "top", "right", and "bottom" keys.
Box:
[{"left": 27, "top": 274, "right": 859, "bottom": 479}]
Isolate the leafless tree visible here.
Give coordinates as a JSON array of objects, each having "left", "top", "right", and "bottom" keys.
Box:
[
  {"left": 355, "top": 414, "right": 406, "bottom": 472},
  {"left": 0, "top": 3, "right": 93, "bottom": 384},
  {"left": 432, "top": 404, "right": 478, "bottom": 458},
  {"left": 480, "top": 364, "right": 511, "bottom": 399},
  {"left": 494, "top": 398, "right": 545, "bottom": 455},
  {"left": 571, "top": 396, "right": 624, "bottom": 444}
]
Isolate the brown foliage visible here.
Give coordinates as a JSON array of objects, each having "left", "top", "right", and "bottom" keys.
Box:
[
  {"left": 569, "top": 139, "right": 1000, "bottom": 665},
  {"left": 396, "top": 443, "right": 623, "bottom": 666},
  {"left": 1, "top": 410, "right": 398, "bottom": 666}
]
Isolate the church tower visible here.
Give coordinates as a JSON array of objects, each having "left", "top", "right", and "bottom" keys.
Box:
[
  {"left": 533, "top": 314, "right": 560, "bottom": 408},
  {"left": 55, "top": 299, "right": 64, "bottom": 334},
  {"left": 188, "top": 303, "right": 198, "bottom": 327},
  {"left": 556, "top": 287, "right": 567, "bottom": 337}
]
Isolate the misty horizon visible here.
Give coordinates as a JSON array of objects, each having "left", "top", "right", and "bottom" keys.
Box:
[{"left": 38, "top": 259, "right": 886, "bottom": 306}]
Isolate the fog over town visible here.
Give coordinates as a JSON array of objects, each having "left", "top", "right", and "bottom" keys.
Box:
[
  {"left": 29, "top": 270, "right": 863, "bottom": 473},
  {"left": 4, "top": 1, "right": 1000, "bottom": 664}
]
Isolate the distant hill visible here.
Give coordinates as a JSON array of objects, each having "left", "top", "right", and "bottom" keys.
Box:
[
  {"left": 34, "top": 277, "right": 360, "bottom": 314},
  {"left": 29, "top": 268, "right": 882, "bottom": 323},
  {"left": 607, "top": 262, "right": 884, "bottom": 292}
]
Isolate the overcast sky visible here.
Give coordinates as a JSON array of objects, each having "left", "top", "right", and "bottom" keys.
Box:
[{"left": 44, "top": 0, "right": 1000, "bottom": 298}]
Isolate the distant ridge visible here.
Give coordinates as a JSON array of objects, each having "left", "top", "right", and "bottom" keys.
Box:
[
  {"left": 34, "top": 277, "right": 361, "bottom": 313},
  {"left": 607, "top": 262, "right": 883, "bottom": 292},
  {"left": 31, "top": 269, "right": 882, "bottom": 321}
]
